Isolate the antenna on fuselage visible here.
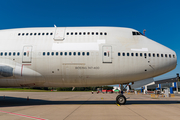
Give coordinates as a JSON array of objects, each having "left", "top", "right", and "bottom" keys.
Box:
[
  {"left": 143, "top": 29, "right": 146, "bottom": 36},
  {"left": 54, "top": 24, "right": 57, "bottom": 28}
]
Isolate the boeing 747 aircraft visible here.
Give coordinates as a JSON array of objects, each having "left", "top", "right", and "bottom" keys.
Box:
[{"left": 0, "top": 26, "right": 177, "bottom": 104}]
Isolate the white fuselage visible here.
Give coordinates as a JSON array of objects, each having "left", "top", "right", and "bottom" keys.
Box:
[{"left": 0, "top": 27, "right": 177, "bottom": 87}]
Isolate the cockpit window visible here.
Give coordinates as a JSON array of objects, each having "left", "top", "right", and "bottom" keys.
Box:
[
  {"left": 132, "top": 32, "right": 136, "bottom": 35},
  {"left": 132, "top": 31, "right": 143, "bottom": 36}
]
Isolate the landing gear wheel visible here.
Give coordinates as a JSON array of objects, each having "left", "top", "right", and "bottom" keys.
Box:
[{"left": 116, "top": 94, "right": 126, "bottom": 105}]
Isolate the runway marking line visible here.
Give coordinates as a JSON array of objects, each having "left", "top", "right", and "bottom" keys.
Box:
[{"left": 0, "top": 110, "right": 47, "bottom": 120}]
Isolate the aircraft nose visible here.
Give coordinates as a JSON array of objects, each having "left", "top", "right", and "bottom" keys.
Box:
[
  {"left": 163, "top": 47, "right": 177, "bottom": 73},
  {"left": 170, "top": 49, "right": 177, "bottom": 69}
]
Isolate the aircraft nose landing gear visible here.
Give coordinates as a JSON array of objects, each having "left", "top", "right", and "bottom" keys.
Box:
[{"left": 116, "top": 94, "right": 126, "bottom": 105}]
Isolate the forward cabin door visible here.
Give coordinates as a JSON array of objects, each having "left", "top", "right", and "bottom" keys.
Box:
[
  {"left": 102, "top": 46, "right": 112, "bottom": 63},
  {"left": 22, "top": 46, "right": 32, "bottom": 63},
  {"left": 54, "top": 27, "right": 65, "bottom": 41}
]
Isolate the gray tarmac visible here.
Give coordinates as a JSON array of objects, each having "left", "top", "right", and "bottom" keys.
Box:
[{"left": 0, "top": 92, "right": 180, "bottom": 120}]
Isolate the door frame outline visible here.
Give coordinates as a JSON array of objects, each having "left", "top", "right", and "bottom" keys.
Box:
[
  {"left": 102, "top": 45, "right": 112, "bottom": 63},
  {"left": 22, "top": 45, "right": 33, "bottom": 63}
]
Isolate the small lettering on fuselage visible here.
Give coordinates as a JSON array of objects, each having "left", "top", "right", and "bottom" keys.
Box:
[{"left": 75, "top": 66, "right": 100, "bottom": 69}]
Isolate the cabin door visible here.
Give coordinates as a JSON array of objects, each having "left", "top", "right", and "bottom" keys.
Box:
[
  {"left": 54, "top": 27, "right": 65, "bottom": 40},
  {"left": 102, "top": 46, "right": 112, "bottom": 63},
  {"left": 22, "top": 46, "right": 32, "bottom": 63}
]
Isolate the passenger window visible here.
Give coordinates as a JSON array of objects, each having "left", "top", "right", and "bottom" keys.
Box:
[
  {"left": 82, "top": 52, "right": 85, "bottom": 56},
  {"left": 69, "top": 52, "right": 72, "bottom": 56},
  {"left": 34, "top": 33, "right": 36, "bottom": 35},
  {"left": 56, "top": 52, "right": 58, "bottom": 56},
  {"left": 60, "top": 52, "right": 63, "bottom": 56},
  {"left": 92, "top": 32, "right": 94, "bottom": 35},
  {"left": 67, "top": 33, "right": 69, "bottom": 35},
  {"left": 73, "top": 52, "right": 76, "bottom": 56},
  {"left": 17, "top": 52, "right": 20, "bottom": 56},
  {"left": 9, "top": 52, "right": 11, "bottom": 56},
  {"left": 13, "top": 52, "right": 16, "bottom": 56},
  {"left": 149, "top": 53, "right": 151, "bottom": 57},
  {"left": 51, "top": 52, "right": 54, "bottom": 56},
  {"left": 169, "top": 54, "right": 171, "bottom": 58},
  {"left": 24, "top": 52, "right": 26, "bottom": 56},
  {"left": 131, "top": 53, "right": 134, "bottom": 56},
  {"left": 104, "top": 52, "right": 107, "bottom": 56},
  {"left": 22, "top": 33, "right": 25, "bottom": 36},
  {"left": 123, "top": 53, "right": 125, "bottom": 56},
  {"left": 0, "top": 52, "right": 3, "bottom": 56},
  {"left": 140, "top": 53, "right": 142, "bottom": 57},
  {"left": 87, "top": 32, "right": 90, "bottom": 35},
  {"left": 96, "top": 32, "right": 98, "bottom": 35},
  {"left": 71, "top": 32, "right": 73, "bottom": 35},
  {"left": 100, "top": 32, "right": 103, "bottom": 35},
  {"left": 38, "top": 33, "right": 41, "bottom": 35},
  {"left": 75, "top": 32, "right": 77, "bottom": 35},
  {"left": 165, "top": 54, "right": 167, "bottom": 57},
  {"left": 43, "top": 52, "right": 45, "bottom": 56},
  {"left": 83, "top": 32, "right": 86, "bottom": 35},
  {"left": 118, "top": 52, "right": 120, "bottom": 56},
  {"left": 47, "top": 52, "right": 50, "bottom": 56},
  {"left": 173, "top": 55, "right": 175, "bottom": 58},
  {"left": 26, "top": 33, "right": 28, "bottom": 36},
  {"left": 65, "top": 52, "right": 67, "bottom": 56},
  {"left": 46, "top": 33, "right": 49, "bottom": 35},
  {"left": 104, "top": 32, "right": 107, "bottom": 35},
  {"left": 136, "top": 53, "right": 138, "bottom": 56},
  {"left": 50, "top": 33, "right": 53, "bottom": 35},
  {"left": 153, "top": 53, "right": 155, "bottom": 57},
  {"left": 127, "top": 53, "right": 129, "bottom": 56},
  {"left": 5, "top": 52, "right": 7, "bottom": 56},
  {"left": 157, "top": 54, "right": 159, "bottom": 57},
  {"left": 144, "top": 53, "right": 147, "bottom": 57},
  {"left": 30, "top": 33, "right": 33, "bottom": 36},
  {"left": 42, "top": 33, "right": 45, "bottom": 35},
  {"left": 18, "top": 33, "right": 21, "bottom": 36},
  {"left": 87, "top": 52, "right": 89, "bottom": 56},
  {"left": 79, "top": 32, "right": 82, "bottom": 35},
  {"left": 78, "top": 52, "right": 81, "bottom": 56},
  {"left": 161, "top": 54, "right": 163, "bottom": 57}
]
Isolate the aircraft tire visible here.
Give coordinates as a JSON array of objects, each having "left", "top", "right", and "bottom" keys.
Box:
[{"left": 116, "top": 94, "right": 126, "bottom": 105}]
